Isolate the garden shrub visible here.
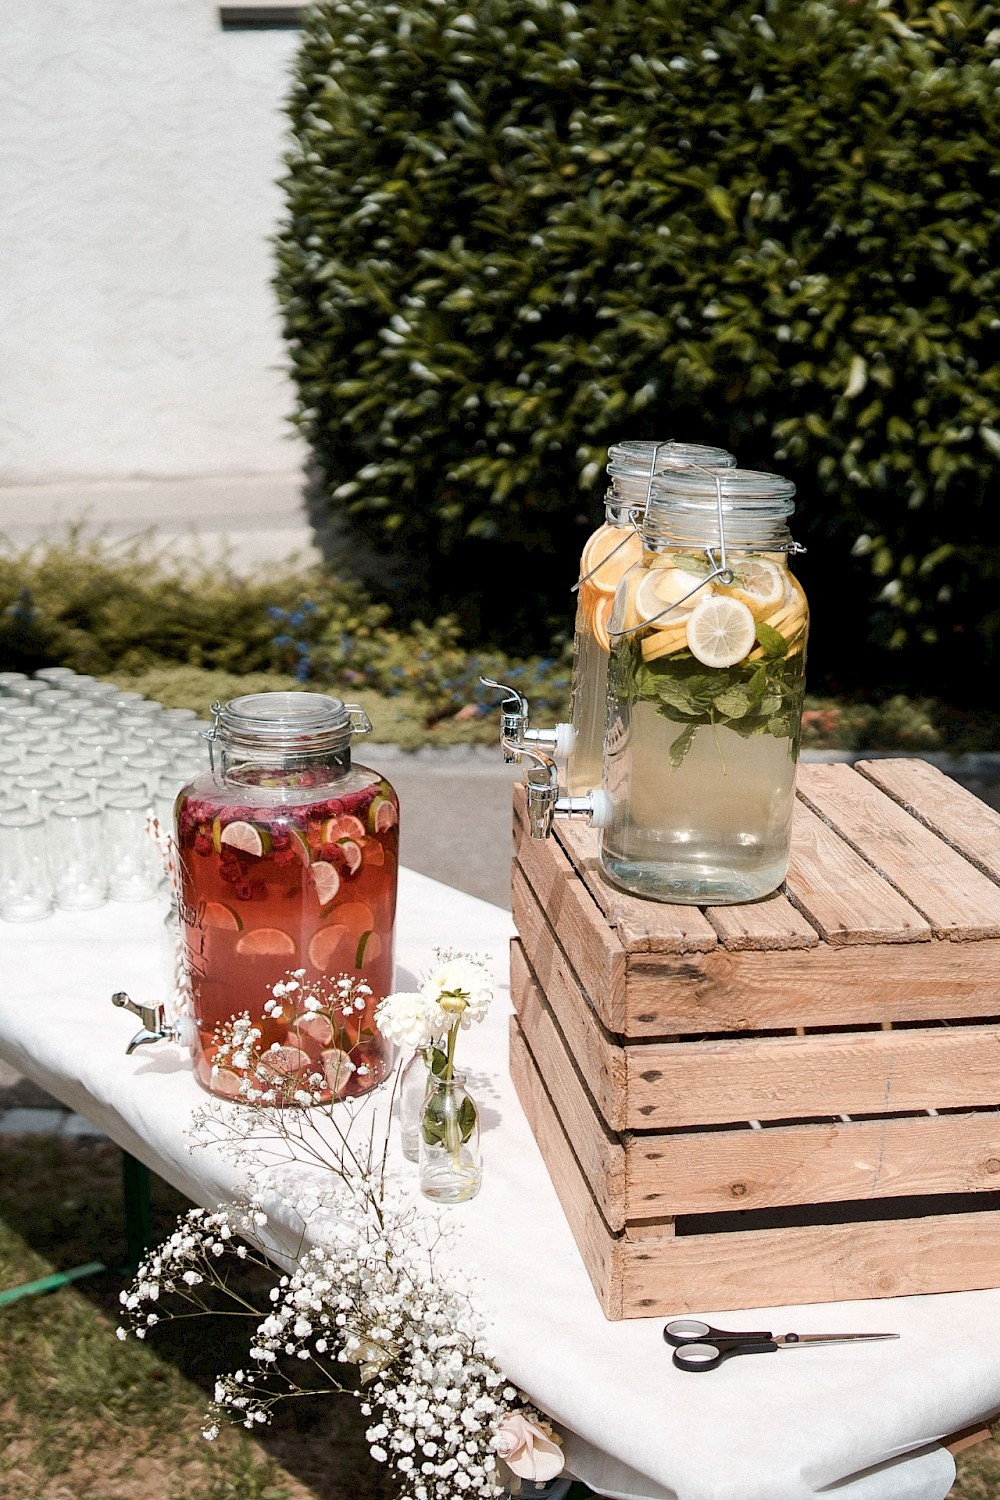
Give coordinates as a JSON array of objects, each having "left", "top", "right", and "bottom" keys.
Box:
[
  {"left": 0, "top": 535, "right": 570, "bottom": 728},
  {"left": 275, "top": 0, "right": 1000, "bottom": 700}
]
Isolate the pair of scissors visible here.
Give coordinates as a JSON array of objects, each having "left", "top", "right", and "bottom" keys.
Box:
[{"left": 664, "top": 1318, "right": 899, "bottom": 1373}]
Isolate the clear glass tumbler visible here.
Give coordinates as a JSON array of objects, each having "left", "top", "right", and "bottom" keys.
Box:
[
  {"left": 103, "top": 791, "right": 161, "bottom": 901},
  {"left": 0, "top": 810, "right": 54, "bottom": 921},
  {"left": 48, "top": 801, "right": 107, "bottom": 910}
]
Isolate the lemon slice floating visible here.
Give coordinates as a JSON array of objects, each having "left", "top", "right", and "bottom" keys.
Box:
[
  {"left": 685, "top": 596, "right": 756, "bottom": 668},
  {"left": 634, "top": 566, "right": 705, "bottom": 624},
  {"left": 719, "top": 558, "right": 785, "bottom": 621}
]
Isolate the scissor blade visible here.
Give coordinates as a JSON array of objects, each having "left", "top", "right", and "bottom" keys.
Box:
[{"left": 775, "top": 1333, "right": 899, "bottom": 1348}]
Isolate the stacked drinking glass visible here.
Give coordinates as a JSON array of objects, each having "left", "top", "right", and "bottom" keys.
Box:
[{"left": 0, "top": 668, "right": 209, "bottom": 921}]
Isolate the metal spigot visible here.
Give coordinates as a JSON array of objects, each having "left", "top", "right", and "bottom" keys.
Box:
[
  {"left": 112, "top": 992, "right": 193, "bottom": 1055},
  {"left": 480, "top": 680, "right": 613, "bottom": 840},
  {"left": 478, "top": 677, "right": 575, "bottom": 765}
]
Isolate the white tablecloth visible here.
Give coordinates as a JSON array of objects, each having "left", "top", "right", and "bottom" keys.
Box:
[{"left": 2, "top": 868, "right": 997, "bottom": 1500}]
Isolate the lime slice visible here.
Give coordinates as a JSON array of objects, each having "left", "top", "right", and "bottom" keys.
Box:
[
  {"left": 289, "top": 1012, "right": 335, "bottom": 1047},
  {"left": 634, "top": 567, "right": 704, "bottom": 624},
  {"left": 719, "top": 558, "right": 785, "bottom": 621},
  {"left": 338, "top": 838, "right": 363, "bottom": 874},
  {"left": 580, "top": 525, "right": 644, "bottom": 597},
  {"left": 210, "top": 1066, "right": 243, "bottom": 1098},
  {"left": 320, "top": 1047, "right": 354, "bottom": 1097},
  {"left": 322, "top": 814, "right": 366, "bottom": 843},
  {"left": 202, "top": 901, "right": 244, "bottom": 932},
  {"left": 219, "top": 820, "right": 272, "bottom": 857},
  {"left": 367, "top": 797, "right": 398, "bottom": 834},
  {"left": 307, "top": 924, "right": 349, "bottom": 970},
  {"left": 685, "top": 596, "right": 756, "bottom": 668},
  {"left": 335, "top": 901, "right": 375, "bottom": 933},
  {"left": 257, "top": 1044, "right": 311, "bottom": 1079},
  {"left": 310, "top": 862, "right": 341, "bottom": 906},
  {"left": 235, "top": 927, "right": 297, "bottom": 956}
]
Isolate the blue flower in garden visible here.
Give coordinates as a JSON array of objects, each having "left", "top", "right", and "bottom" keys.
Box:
[
  {"left": 267, "top": 606, "right": 286, "bottom": 622},
  {"left": 272, "top": 634, "right": 293, "bottom": 648},
  {"left": 289, "top": 611, "right": 306, "bottom": 628},
  {"left": 295, "top": 660, "right": 311, "bottom": 682}
]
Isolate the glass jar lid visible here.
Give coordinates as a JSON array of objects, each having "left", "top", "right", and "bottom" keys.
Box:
[
  {"left": 604, "top": 440, "right": 736, "bottom": 518},
  {"left": 606, "top": 439, "right": 736, "bottom": 479},
  {"left": 218, "top": 692, "right": 354, "bottom": 752},
  {"left": 644, "top": 467, "right": 797, "bottom": 551}
]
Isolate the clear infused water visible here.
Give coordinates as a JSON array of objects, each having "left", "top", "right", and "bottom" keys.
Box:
[
  {"left": 600, "top": 703, "right": 800, "bottom": 904},
  {"left": 566, "top": 613, "right": 609, "bottom": 796}
]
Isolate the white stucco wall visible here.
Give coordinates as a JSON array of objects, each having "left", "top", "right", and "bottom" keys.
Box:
[{"left": 0, "top": 0, "right": 308, "bottom": 482}]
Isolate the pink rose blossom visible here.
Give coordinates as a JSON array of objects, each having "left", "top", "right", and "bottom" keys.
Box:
[{"left": 495, "top": 1411, "right": 564, "bottom": 1481}]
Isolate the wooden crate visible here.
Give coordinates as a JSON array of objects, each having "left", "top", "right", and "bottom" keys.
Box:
[{"left": 509, "top": 759, "right": 1000, "bottom": 1318}]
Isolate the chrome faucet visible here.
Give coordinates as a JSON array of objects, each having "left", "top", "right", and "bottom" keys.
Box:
[
  {"left": 480, "top": 678, "right": 612, "bottom": 840},
  {"left": 112, "top": 992, "right": 193, "bottom": 1055}
]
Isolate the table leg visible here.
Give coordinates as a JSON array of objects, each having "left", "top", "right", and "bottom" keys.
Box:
[
  {"left": 121, "top": 1150, "right": 153, "bottom": 1270},
  {"left": 0, "top": 1147, "right": 154, "bottom": 1307}
]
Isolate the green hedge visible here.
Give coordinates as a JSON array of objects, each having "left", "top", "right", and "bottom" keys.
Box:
[
  {"left": 275, "top": 0, "right": 1000, "bottom": 698},
  {"left": 0, "top": 535, "right": 571, "bottom": 725}
]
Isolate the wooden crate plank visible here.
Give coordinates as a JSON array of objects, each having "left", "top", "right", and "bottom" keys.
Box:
[
  {"left": 510, "top": 943, "right": 627, "bottom": 1227},
  {"left": 512, "top": 793, "right": 627, "bottom": 1031},
  {"left": 785, "top": 800, "right": 931, "bottom": 946},
  {"left": 510, "top": 878, "right": 627, "bottom": 1128},
  {"left": 511, "top": 1017, "right": 1000, "bottom": 1317},
  {"left": 508, "top": 1018, "right": 626, "bottom": 1319},
  {"left": 552, "top": 815, "right": 719, "bottom": 956},
  {"left": 625, "top": 1024, "right": 1000, "bottom": 1129},
  {"left": 796, "top": 763, "right": 1000, "bottom": 940},
  {"left": 623, "top": 937, "right": 1000, "bottom": 1036},
  {"left": 627, "top": 1111, "right": 1000, "bottom": 1216},
  {"left": 702, "top": 889, "right": 820, "bottom": 951},
  {"left": 857, "top": 758, "right": 1000, "bottom": 887},
  {"left": 619, "top": 1210, "right": 1000, "bottom": 1316}
]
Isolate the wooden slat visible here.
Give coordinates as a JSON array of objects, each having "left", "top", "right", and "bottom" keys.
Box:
[
  {"left": 796, "top": 763, "right": 1000, "bottom": 940},
  {"left": 508, "top": 1019, "right": 626, "bottom": 1320},
  {"left": 623, "top": 937, "right": 1000, "bottom": 1035},
  {"left": 510, "top": 875, "right": 627, "bottom": 1128},
  {"left": 512, "top": 790, "right": 627, "bottom": 1031},
  {"left": 628, "top": 1112, "right": 1000, "bottom": 1215},
  {"left": 510, "top": 966, "right": 1000, "bottom": 1213},
  {"left": 618, "top": 1209, "right": 1000, "bottom": 1316},
  {"left": 942, "top": 1424, "right": 993, "bottom": 1458},
  {"left": 703, "top": 889, "right": 819, "bottom": 950},
  {"left": 553, "top": 816, "right": 719, "bottom": 955},
  {"left": 857, "top": 758, "right": 1000, "bottom": 887},
  {"left": 625, "top": 1024, "right": 1000, "bottom": 1128},
  {"left": 512, "top": 1016, "right": 1000, "bottom": 1317},
  {"left": 785, "top": 800, "right": 931, "bottom": 946},
  {"left": 509, "top": 948, "right": 627, "bottom": 1228}
]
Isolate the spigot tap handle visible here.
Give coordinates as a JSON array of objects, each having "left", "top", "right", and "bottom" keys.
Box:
[
  {"left": 479, "top": 676, "right": 530, "bottom": 765},
  {"left": 112, "top": 991, "right": 183, "bottom": 1055}
]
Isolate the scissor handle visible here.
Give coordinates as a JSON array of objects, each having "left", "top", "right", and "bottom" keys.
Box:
[
  {"left": 673, "top": 1339, "right": 778, "bottom": 1373},
  {"left": 663, "top": 1318, "right": 772, "bottom": 1348}
]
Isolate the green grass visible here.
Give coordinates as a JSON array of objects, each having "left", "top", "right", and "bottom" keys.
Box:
[{"left": 0, "top": 1138, "right": 390, "bottom": 1500}]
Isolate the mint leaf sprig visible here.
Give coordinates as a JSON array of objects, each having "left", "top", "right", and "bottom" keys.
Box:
[{"left": 611, "top": 619, "right": 807, "bottom": 770}]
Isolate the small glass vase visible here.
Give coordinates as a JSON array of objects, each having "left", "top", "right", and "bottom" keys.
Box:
[
  {"left": 419, "top": 1069, "right": 482, "bottom": 1202},
  {"left": 399, "top": 1048, "right": 430, "bottom": 1163}
]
